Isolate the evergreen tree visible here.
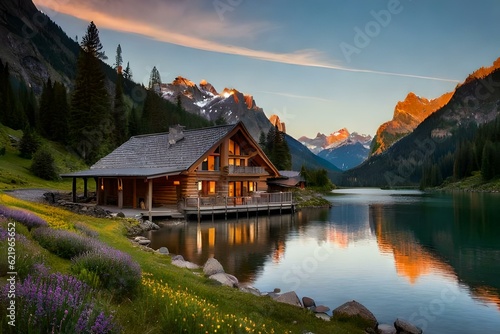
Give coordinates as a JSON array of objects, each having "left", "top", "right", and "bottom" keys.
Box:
[
  {"left": 69, "top": 21, "right": 112, "bottom": 164},
  {"left": 31, "top": 146, "right": 58, "bottom": 180},
  {"left": 19, "top": 126, "right": 40, "bottom": 159},
  {"left": 51, "top": 82, "right": 69, "bottom": 142},
  {"left": 39, "top": 78, "right": 54, "bottom": 136},
  {"left": 481, "top": 140, "right": 495, "bottom": 180},
  {"left": 80, "top": 21, "right": 107, "bottom": 60},
  {"left": 114, "top": 44, "right": 123, "bottom": 71},
  {"left": 263, "top": 125, "right": 291, "bottom": 170},
  {"left": 112, "top": 71, "right": 128, "bottom": 146},
  {"left": 258, "top": 131, "right": 266, "bottom": 151},
  {"left": 128, "top": 106, "right": 139, "bottom": 137},
  {"left": 123, "top": 61, "right": 132, "bottom": 80},
  {"left": 0, "top": 62, "right": 25, "bottom": 129},
  {"left": 148, "top": 66, "right": 161, "bottom": 93}
]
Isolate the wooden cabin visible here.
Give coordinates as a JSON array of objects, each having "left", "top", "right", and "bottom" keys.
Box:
[{"left": 62, "top": 122, "right": 292, "bottom": 218}]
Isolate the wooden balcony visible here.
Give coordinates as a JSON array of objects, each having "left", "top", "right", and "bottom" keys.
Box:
[{"left": 227, "top": 166, "right": 267, "bottom": 175}]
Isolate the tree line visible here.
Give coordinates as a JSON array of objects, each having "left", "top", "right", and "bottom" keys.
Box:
[
  {"left": 420, "top": 116, "right": 500, "bottom": 188},
  {"left": 1, "top": 21, "right": 212, "bottom": 179}
]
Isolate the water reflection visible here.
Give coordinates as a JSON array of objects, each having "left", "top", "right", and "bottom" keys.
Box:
[{"left": 146, "top": 189, "right": 500, "bottom": 333}]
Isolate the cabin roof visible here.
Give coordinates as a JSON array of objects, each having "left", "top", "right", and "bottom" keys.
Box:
[{"left": 61, "top": 122, "right": 276, "bottom": 178}]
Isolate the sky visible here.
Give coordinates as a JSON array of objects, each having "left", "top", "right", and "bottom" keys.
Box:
[{"left": 34, "top": 0, "right": 500, "bottom": 139}]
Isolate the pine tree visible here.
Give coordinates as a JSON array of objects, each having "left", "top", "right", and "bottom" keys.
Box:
[
  {"left": 39, "top": 78, "right": 54, "bottom": 136},
  {"left": 69, "top": 21, "right": 112, "bottom": 164},
  {"left": 123, "top": 61, "right": 132, "bottom": 80},
  {"left": 80, "top": 21, "right": 107, "bottom": 60},
  {"left": 128, "top": 106, "right": 139, "bottom": 137},
  {"left": 111, "top": 71, "right": 128, "bottom": 146},
  {"left": 481, "top": 140, "right": 494, "bottom": 180},
  {"left": 19, "top": 126, "right": 40, "bottom": 159},
  {"left": 31, "top": 146, "right": 58, "bottom": 180},
  {"left": 114, "top": 44, "right": 123, "bottom": 71},
  {"left": 148, "top": 66, "right": 161, "bottom": 94},
  {"left": 258, "top": 131, "right": 266, "bottom": 151}
]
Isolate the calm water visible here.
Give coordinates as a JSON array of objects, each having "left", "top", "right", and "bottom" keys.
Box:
[{"left": 145, "top": 189, "right": 500, "bottom": 334}]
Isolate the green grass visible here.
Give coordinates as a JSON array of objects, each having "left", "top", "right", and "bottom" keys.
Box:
[
  {"left": 0, "top": 123, "right": 91, "bottom": 191},
  {"left": 0, "top": 194, "right": 366, "bottom": 334},
  {"left": 438, "top": 171, "right": 500, "bottom": 192}
]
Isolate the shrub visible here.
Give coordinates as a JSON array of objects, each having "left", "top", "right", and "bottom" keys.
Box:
[
  {"left": 0, "top": 205, "right": 48, "bottom": 231},
  {"left": 0, "top": 273, "right": 118, "bottom": 333},
  {"left": 74, "top": 222, "right": 99, "bottom": 239},
  {"left": 18, "top": 126, "right": 40, "bottom": 159},
  {"left": 72, "top": 247, "right": 141, "bottom": 299},
  {"left": 32, "top": 227, "right": 102, "bottom": 259},
  {"left": 30, "top": 146, "right": 59, "bottom": 180},
  {"left": 0, "top": 146, "right": 5, "bottom": 156}
]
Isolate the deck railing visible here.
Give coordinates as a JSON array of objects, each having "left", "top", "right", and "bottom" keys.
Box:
[
  {"left": 183, "top": 192, "right": 292, "bottom": 208},
  {"left": 227, "top": 166, "right": 266, "bottom": 174}
]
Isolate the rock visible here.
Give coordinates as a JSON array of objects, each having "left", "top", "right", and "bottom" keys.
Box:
[
  {"left": 203, "top": 258, "right": 224, "bottom": 276},
  {"left": 315, "top": 312, "right": 331, "bottom": 321},
  {"left": 302, "top": 296, "right": 316, "bottom": 308},
  {"left": 171, "top": 254, "right": 184, "bottom": 261},
  {"left": 138, "top": 239, "right": 151, "bottom": 245},
  {"left": 331, "top": 300, "right": 378, "bottom": 330},
  {"left": 134, "top": 236, "right": 148, "bottom": 242},
  {"left": 273, "top": 288, "right": 281, "bottom": 293},
  {"left": 238, "top": 285, "right": 261, "bottom": 296},
  {"left": 117, "top": 212, "right": 125, "bottom": 218},
  {"left": 394, "top": 318, "right": 422, "bottom": 334},
  {"left": 274, "top": 291, "right": 302, "bottom": 307},
  {"left": 171, "top": 259, "right": 188, "bottom": 268},
  {"left": 185, "top": 261, "right": 200, "bottom": 269},
  {"left": 141, "top": 220, "right": 160, "bottom": 231},
  {"left": 378, "top": 323, "right": 397, "bottom": 334},
  {"left": 313, "top": 305, "right": 330, "bottom": 313},
  {"left": 157, "top": 247, "right": 169, "bottom": 254},
  {"left": 209, "top": 273, "right": 239, "bottom": 287}
]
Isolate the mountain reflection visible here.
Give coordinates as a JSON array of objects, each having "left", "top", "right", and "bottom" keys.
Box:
[{"left": 369, "top": 191, "right": 500, "bottom": 310}]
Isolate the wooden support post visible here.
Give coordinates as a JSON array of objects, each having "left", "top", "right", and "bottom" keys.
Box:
[
  {"left": 133, "top": 178, "right": 137, "bottom": 208},
  {"left": 118, "top": 178, "right": 123, "bottom": 209},
  {"left": 147, "top": 179, "right": 153, "bottom": 221},
  {"left": 72, "top": 178, "right": 77, "bottom": 203},
  {"left": 94, "top": 177, "right": 99, "bottom": 204},
  {"left": 83, "top": 178, "right": 88, "bottom": 198}
]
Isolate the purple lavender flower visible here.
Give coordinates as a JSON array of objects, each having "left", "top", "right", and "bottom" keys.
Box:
[{"left": 0, "top": 205, "right": 48, "bottom": 230}]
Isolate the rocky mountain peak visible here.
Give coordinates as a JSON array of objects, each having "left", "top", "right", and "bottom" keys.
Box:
[
  {"left": 371, "top": 90, "right": 453, "bottom": 156},
  {"left": 172, "top": 76, "right": 195, "bottom": 87},
  {"left": 269, "top": 114, "right": 286, "bottom": 133}
]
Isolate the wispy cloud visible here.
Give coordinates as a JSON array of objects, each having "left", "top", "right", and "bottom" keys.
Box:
[
  {"left": 35, "top": 0, "right": 461, "bottom": 83},
  {"left": 258, "top": 91, "right": 335, "bottom": 103}
]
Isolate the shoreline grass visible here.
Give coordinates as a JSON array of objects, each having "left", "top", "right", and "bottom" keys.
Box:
[{"left": 0, "top": 194, "right": 365, "bottom": 333}]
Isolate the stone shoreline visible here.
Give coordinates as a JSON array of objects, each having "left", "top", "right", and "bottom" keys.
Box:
[{"left": 132, "top": 236, "right": 423, "bottom": 334}]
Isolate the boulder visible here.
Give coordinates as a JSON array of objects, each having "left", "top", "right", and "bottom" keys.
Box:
[
  {"left": 141, "top": 220, "right": 160, "bottom": 231},
  {"left": 238, "top": 285, "right": 261, "bottom": 296},
  {"left": 157, "top": 247, "right": 169, "bottom": 254},
  {"left": 203, "top": 258, "right": 224, "bottom": 276},
  {"left": 209, "top": 273, "right": 239, "bottom": 287},
  {"left": 184, "top": 261, "right": 201, "bottom": 269},
  {"left": 313, "top": 305, "right": 330, "bottom": 313},
  {"left": 134, "top": 236, "right": 148, "bottom": 242},
  {"left": 302, "top": 296, "right": 316, "bottom": 309},
  {"left": 378, "top": 324, "right": 397, "bottom": 334},
  {"left": 315, "top": 312, "right": 331, "bottom": 321},
  {"left": 274, "top": 291, "right": 302, "bottom": 307},
  {"left": 171, "top": 259, "right": 188, "bottom": 268},
  {"left": 394, "top": 318, "right": 423, "bottom": 334},
  {"left": 138, "top": 239, "right": 151, "bottom": 245},
  {"left": 116, "top": 212, "right": 126, "bottom": 218},
  {"left": 331, "top": 300, "right": 378, "bottom": 330},
  {"left": 171, "top": 254, "right": 184, "bottom": 261}
]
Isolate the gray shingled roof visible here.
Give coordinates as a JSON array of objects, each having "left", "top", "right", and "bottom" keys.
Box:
[{"left": 61, "top": 124, "right": 237, "bottom": 178}]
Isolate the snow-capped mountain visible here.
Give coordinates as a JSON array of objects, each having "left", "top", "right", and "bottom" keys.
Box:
[
  {"left": 160, "top": 76, "right": 271, "bottom": 139},
  {"left": 299, "top": 129, "right": 372, "bottom": 170}
]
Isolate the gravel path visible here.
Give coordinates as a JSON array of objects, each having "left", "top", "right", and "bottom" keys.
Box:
[{"left": 3, "top": 189, "right": 55, "bottom": 203}]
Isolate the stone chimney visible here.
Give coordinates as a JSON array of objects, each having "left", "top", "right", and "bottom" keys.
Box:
[{"left": 168, "top": 125, "right": 185, "bottom": 145}]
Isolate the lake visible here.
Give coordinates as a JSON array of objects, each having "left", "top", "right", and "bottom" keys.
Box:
[{"left": 145, "top": 188, "right": 500, "bottom": 333}]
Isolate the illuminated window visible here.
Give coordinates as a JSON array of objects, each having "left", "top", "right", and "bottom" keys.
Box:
[
  {"left": 209, "top": 181, "right": 216, "bottom": 194},
  {"left": 229, "top": 139, "right": 240, "bottom": 156}
]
